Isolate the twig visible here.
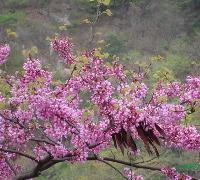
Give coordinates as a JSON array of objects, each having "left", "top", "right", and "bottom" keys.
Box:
[
  {"left": 0, "top": 113, "right": 25, "bottom": 129},
  {"left": 97, "top": 158, "right": 128, "bottom": 180},
  {"left": 87, "top": 156, "right": 161, "bottom": 171},
  {"left": 89, "top": 3, "right": 101, "bottom": 44},
  {"left": 30, "top": 138, "right": 56, "bottom": 146},
  {"left": 55, "top": 64, "right": 77, "bottom": 97},
  {"left": 0, "top": 148, "right": 38, "bottom": 163}
]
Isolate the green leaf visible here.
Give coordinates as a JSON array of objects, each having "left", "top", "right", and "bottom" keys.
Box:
[
  {"left": 175, "top": 163, "right": 198, "bottom": 171},
  {"left": 19, "top": 101, "right": 29, "bottom": 110},
  {"left": 104, "top": 9, "right": 112, "bottom": 16},
  {"left": 103, "top": 52, "right": 110, "bottom": 58},
  {"left": 97, "top": 0, "right": 111, "bottom": 6},
  {"left": 0, "top": 102, "right": 6, "bottom": 109},
  {"left": 183, "top": 114, "right": 193, "bottom": 125}
]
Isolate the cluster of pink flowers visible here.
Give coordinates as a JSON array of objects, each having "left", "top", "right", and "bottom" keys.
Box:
[
  {"left": 0, "top": 158, "right": 14, "bottom": 180},
  {"left": 51, "top": 37, "right": 74, "bottom": 64},
  {"left": 124, "top": 168, "right": 144, "bottom": 180},
  {"left": 161, "top": 167, "right": 192, "bottom": 180},
  {"left": 162, "top": 124, "right": 200, "bottom": 150},
  {"left": 181, "top": 76, "right": 200, "bottom": 104},
  {"left": 0, "top": 44, "right": 10, "bottom": 65},
  {"left": 22, "top": 58, "right": 52, "bottom": 85},
  {"left": 0, "top": 38, "right": 199, "bottom": 179}
]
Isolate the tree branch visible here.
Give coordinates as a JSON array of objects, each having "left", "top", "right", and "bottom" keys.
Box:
[
  {"left": 87, "top": 156, "right": 161, "bottom": 171},
  {"left": 30, "top": 138, "right": 56, "bottom": 146},
  {"left": 14, "top": 155, "right": 53, "bottom": 180},
  {"left": 0, "top": 113, "right": 25, "bottom": 129},
  {"left": 0, "top": 148, "right": 38, "bottom": 163},
  {"left": 97, "top": 158, "right": 128, "bottom": 180},
  {"left": 89, "top": 2, "right": 101, "bottom": 44},
  {"left": 12, "top": 155, "right": 199, "bottom": 180}
]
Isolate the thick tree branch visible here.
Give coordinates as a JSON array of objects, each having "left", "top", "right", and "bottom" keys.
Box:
[
  {"left": 13, "top": 154, "right": 199, "bottom": 180},
  {"left": 14, "top": 155, "right": 53, "bottom": 180}
]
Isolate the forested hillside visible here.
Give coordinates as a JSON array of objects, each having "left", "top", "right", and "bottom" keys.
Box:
[
  {"left": 0, "top": 0, "right": 200, "bottom": 74},
  {"left": 0, "top": 0, "right": 200, "bottom": 179}
]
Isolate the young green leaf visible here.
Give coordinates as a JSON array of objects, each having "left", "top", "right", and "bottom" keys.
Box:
[{"left": 97, "top": 0, "right": 111, "bottom": 6}]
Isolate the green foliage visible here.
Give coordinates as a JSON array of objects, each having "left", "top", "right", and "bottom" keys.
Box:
[
  {"left": 193, "top": 0, "right": 200, "bottom": 8},
  {"left": 104, "top": 32, "right": 125, "bottom": 55},
  {"left": 122, "top": 50, "right": 142, "bottom": 67},
  {"left": 0, "top": 11, "right": 26, "bottom": 25},
  {"left": 38, "top": 0, "right": 51, "bottom": 7},
  {"left": 123, "top": 50, "right": 141, "bottom": 61},
  {"left": 163, "top": 54, "right": 191, "bottom": 78},
  {"left": 97, "top": 0, "right": 111, "bottom": 6},
  {"left": 4, "top": 0, "right": 31, "bottom": 7},
  {"left": 175, "top": 0, "right": 200, "bottom": 33},
  {"left": 5, "top": 47, "right": 24, "bottom": 73},
  {"left": 192, "top": 17, "right": 200, "bottom": 30},
  {"left": 3, "top": 0, "right": 50, "bottom": 8},
  {"left": 193, "top": 27, "right": 200, "bottom": 38},
  {"left": 153, "top": 67, "right": 175, "bottom": 83},
  {"left": 176, "top": 0, "right": 200, "bottom": 9},
  {"left": 72, "top": 0, "right": 97, "bottom": 13},
  {"left": 175, "top": 0, "right": 193, "bottom": 8},
  {"left": 0, "top": 79, "right": 11, "bottom": 99},
  {"left": 151, "top": 54, "right": 191, "bottom": 82},
  {"left": 175, "top": 163, "right": 198, "bottom": 171}
]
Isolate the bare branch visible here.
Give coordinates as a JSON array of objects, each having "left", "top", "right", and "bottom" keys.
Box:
[
  {"left": 97, "top": 158, "right": 128, "bottom": 180},
  {"left": 0, "top": 113, "right": 25, "bottom": 129},
  {"left": 89, "top": 2, "right": 101, "bottom": 44},
  {"left": 87, "top": 156, "right": 161, "bottom": 171},
  {"left": 30, "top": 138, "right": 56, "bottom": 146}
]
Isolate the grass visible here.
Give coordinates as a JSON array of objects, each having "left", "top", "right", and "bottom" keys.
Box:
[
  {"left": 37, "top": 161, "right": 124, "bottom": 180},
  {"left": 4, "top": 0, "right": 50, "bottom": 8},
  {"left": 104, "top": 32, "right": 126, "bottom": 56},
  {"left": 5, "top": 0, "right": 31, "bottom": 7},
  {"left": 0, "top": 11, "right": 26, "bottom": 25}
]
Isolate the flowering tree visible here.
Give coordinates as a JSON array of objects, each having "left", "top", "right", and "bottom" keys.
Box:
[{"left": 0, "top": 38, "right": 199, "bottom": 180}]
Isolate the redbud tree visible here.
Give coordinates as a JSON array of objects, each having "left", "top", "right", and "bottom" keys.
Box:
[{"left": 0, "top": 38, "right": 199, "bottom": 180}]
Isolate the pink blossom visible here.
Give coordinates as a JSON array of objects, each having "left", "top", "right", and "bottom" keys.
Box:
[
  {"left": 0, "top": 44, "right": 10, "bottom": 65},
  {"left": 51, "top": 37, "right": 74, "bottom": 64},
  {"left": 161, "top": 167, "right": 192, "bottom": 180},
  {"left": 124, "top": 168, "right": 144, "bottom": 180}
]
